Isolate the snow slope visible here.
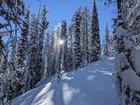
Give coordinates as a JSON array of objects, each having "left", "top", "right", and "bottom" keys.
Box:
[{"left": 8, "top": 57, "right": 119, "bottom": 105}]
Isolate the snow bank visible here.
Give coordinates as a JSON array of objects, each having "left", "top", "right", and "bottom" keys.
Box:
[{"left": 7, "top": 57, "right": 119, "bottom": 105}]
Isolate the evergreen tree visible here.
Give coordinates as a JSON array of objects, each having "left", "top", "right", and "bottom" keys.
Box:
[
  {"left": 81, "top": 7, "right": 90, "bottom": 64},
  {"left": 16, "top": 6, "right": 30, "bottom": 70},
  {"left": 49, "top": 24, "right": 61, "bottom": 76},
  {"left": 110, "top": 0, "right": 140, "bottom": 104},
  {"left": 67, "top": 13, "right": 77, "bottom": 71},
  {"left": 103, "top": 20, "right": 110, "bottom": 56},
  {"left": 74, "top": 9, "right": 82, "bottom": 69},
  {"left": 61, "top": 20, "right": 68, "bottom": 72},
  {"left": 90, "top": 0, "right": 101, "bottom": 62},
  {"left": 44, "top": 28, "right": 51, "bottom": 77},
  {"left": 27, "top": 14, "right": 38, "bottom": 89},
  {"left": 109, "top": 34, "right": 115, "bottom": 53},
  {"left": 47, "top": 31, "right": 56, "bottom": 76},
  {"left": 8, "top": 35, "right": 21, "bottom": 97},
  {"left": 36, "top": 4, "right": 48, "bottom": 82},
  {"left": 67, "top": 25, "right": 74, "bottom": 71},
  {"left": 55, "top": 24, "right": 61, "bottom": 75},
  {"left": 16, "top": 7, "right": 30, "bottom": 94}
]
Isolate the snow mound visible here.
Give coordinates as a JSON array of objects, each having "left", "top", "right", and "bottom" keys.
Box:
[{"left": 7, "top": 57, "right": 119, "bottom": 105}]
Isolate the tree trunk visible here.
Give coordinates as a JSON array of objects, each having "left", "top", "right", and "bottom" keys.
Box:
[{"left": 117, "top": 0, "right": 123, "bottom": 12}]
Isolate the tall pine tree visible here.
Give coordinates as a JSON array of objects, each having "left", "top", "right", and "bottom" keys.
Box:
[
  {"left": 113, "top": 1, "right": 140, "bottom": 104},
  {"left": 103, "top": 20, "right": 110, "bottom": 56},
  {"left": 74, "top": 9, "right": 82, "bottom": 69},
  {"left": 81, "top": 7, "right": 90, "bottom": 64},
  {"left": 61, "top": 20, "right": 68, "bottom": 72},
  {"left": 44, "top": 28, "right": 51, "bottom": 77},
  {"left": 67, "top": 25, "right": 74, "bottom": 71},
  {"left": 15, "top": 6, "right": 30, "bottom": 95},
  {"left": 27, "top": 14, "right": 38, "bottom": 90},
  {"left": 90, "top": 0, "right": 101, "bottom": 62},
  {"left": 16, "top": 6, "right": 30, "bottom": 74},
  {"left": 36, "top": 4, "right": 48, "bottom": 82}
]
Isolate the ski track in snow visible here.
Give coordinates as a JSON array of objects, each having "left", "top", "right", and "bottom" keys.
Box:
[{"left": 8, "top": 57, "right": 119, "bottom": 105}]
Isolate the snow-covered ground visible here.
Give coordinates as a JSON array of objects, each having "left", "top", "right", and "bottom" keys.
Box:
[{"left": 8, "top": 57, "right": 119, "bottom": 105}]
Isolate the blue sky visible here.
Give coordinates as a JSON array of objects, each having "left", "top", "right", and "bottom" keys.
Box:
[{"left": 25, "top": 0, "right": 117, "bottom": 43}]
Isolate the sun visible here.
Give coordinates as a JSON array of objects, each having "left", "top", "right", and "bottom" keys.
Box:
[{"left": 58, "top": 39, "right": 64, "bottom": 45}]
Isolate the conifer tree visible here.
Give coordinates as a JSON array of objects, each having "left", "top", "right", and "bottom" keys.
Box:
[
  {"left": 15, "top": 7, "right": 30, "bottom": 95},
  {"left": 81, "top": 7, "right": 90, "bottom": 64},
  {"left": 109, "top": 0, "right": 140, "bottom": 104},
  {"left": 67, "top": 13, "right": 77, "bottom": 71},
  {"left": 74, "top": 9, "right": 82, "bottom": 69},
  {"left": 49, "top": 24, "right": 61, "bottom": 76},
  {"left": 44, "top": 29, "right": 50, "bottom": 76},
  {"left": 90, "top": 0, "right": 101, "bottom": 62},
  {"left": 47, "top": 31, "right": 56, "bottom": 76},
  {"left": 36, "top": 4, "right": 48, "bottom": 81},
  {"left": 27, "top": 14, "right": 38, "bottom": 89},
  {"left": 61, "top": 20, "right": 68, "bottom": 72},
  {"left": 16, "top": 6, "right": 30, "bottom": 76},
  {"left": 67, "top": 25, "right": 74, "bottom": 71},
  {"left": 103, "top": 20, "right": 110, "bottom": 56}
]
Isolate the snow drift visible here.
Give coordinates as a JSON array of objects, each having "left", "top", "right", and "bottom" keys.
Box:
[{"left": 7, "top": 57, "right": 119, "bottom": 105}]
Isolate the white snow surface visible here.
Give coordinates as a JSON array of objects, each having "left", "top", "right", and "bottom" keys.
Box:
[{"left": 8, "top": 57, "right": 119, "bottom": 105}]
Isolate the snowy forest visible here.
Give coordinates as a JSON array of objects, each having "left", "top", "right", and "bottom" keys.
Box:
[{"left": 0, "top": 0, "right": 140, "bottom": 105}]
